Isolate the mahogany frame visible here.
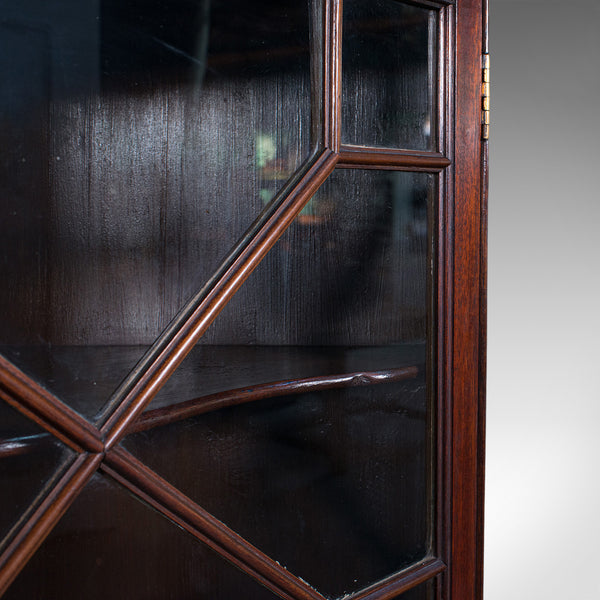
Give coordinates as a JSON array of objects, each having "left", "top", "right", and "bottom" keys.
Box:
[{"left": 0, "top": 0, "right": 487, "bottom": 598}]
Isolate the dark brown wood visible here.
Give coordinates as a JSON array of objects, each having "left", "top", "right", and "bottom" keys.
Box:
[
  {"left": 338, "top": 146, "right": 451, "bottom": 171},
  {"left": 128, "top": 366, "right": 419, "bottom": 434},
  {"left": 438, "top": 6, "right": 455, "bottom": 600},
  {"left": 102, "top": 446, "right": 326, "bottom": 600},
  {"left": 0, "top": 0, "right": 318, "bottom": 353},
  {"left": 346, "top": 557, "right": 446, "bottom": 600},
  {"left": 0, "top": 453, "right": 101, "bottom": 597},
  {"left": 450, "top": 2, "right": 484, "bottom": 600},
  {"left": 0, "top": 356, "right": 103, "bottom": 454},
  {"left": 100, "top": 148, "right": 339, "bottom": 449}
]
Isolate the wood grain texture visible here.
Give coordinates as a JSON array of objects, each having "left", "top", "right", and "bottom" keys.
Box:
[
  {"left": 102, "top": 446, "right": 326, "bottom": 600},
  {"left": 1, "top": 0, "right": 314, "bottom": 350},
  {"left": 341, "top": 0, "right": 437, "bottom": 151},
  {"left": 0, "top": 20, "right": 51, "bottom": 346},
  {"left": 99, "top": 148, "right": 338, "bottom": 449},
  {"left": 0, "top": 0, "right": 315, "bottom": 425},
  {"left": 450, "top": 1, "right": 484, "bottom": 600},
  {"left": 338, "top": 146, "right": 450, "bottom": 170},
  {"left": 0, "top": 453, "right": 101, "bottom": 598},
  {"left": 191, "top": 169, "right": 433, "bottom": 348},
  {"left": 476, "top": 140, "right": 488, "bottom": 600}
]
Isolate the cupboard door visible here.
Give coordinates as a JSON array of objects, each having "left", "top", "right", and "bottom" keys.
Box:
[{"left": 0, "top": 1, "right": 486, "bottom": 599}]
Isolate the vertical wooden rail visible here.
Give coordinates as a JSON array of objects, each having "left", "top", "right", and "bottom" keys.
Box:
[
  {"left": 452, "top": 1, "right": 485, "bottom": 600},
  {"left": 438, "top": 4, "right": 455, "bottom": 600}
]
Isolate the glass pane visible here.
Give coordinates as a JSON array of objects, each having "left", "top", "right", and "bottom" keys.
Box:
[
  {"left": 125, "top": 382, "right": 432, "bottom": 598},
  {"left": 3, "top": 473, "right": 280, "bottom": 600},
  {"left": 342, "top": 0, "right": 437, "bottom": 150},
  {"left": 126, "top": 169, "right": 435, "bottom": 597},
  {"left": 0, "top": 0, "right": 314, "bottom": 420},
  {"left": 146, "top": 169, "right": 434, "bottom": 411},
  {"left": 400, "top": 578, "right": 436, "bottom": 600},
  {"left": 0, "top": 400, "right": 74, "bottom": 549}
]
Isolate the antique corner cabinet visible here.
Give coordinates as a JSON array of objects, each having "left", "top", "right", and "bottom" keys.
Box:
[{"left": 0, "top": 0, "right": 487, "bottom": 598}]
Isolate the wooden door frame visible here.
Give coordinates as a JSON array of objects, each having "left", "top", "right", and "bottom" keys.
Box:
[{"left": 448, "top": 0, "right": 487, "bottom": 598}]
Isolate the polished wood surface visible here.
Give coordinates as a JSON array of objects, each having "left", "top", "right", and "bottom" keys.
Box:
[
  {"left": 338, "top": 146, "right": 451, "bottom": 170},
  {"left": 450, "top": 1, "right": 485, "bottom": 599}
]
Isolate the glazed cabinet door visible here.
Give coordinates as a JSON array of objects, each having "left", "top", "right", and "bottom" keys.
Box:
[{"left": 0, "top": 0, "right": 486, "bottom": 599}]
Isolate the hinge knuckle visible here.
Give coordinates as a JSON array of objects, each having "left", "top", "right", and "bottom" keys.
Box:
[{"left": 482, "top": 53, "right": 490, "bottom": 140}]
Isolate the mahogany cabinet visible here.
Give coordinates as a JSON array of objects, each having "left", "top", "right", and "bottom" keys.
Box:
[{"left": 0, "top": 0, "right": 487, "bottom": 598}]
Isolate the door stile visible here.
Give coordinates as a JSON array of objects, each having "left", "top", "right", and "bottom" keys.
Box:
[
  {"left": 450, "top": 1, "right": 485, "bottom": 600},
  {"left": 439, "top": 3, "right": 456, "bottom": 600}
]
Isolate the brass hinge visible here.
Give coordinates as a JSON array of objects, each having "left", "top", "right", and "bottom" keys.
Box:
[{"left": 481, "top": 54, "right": 490, "bottom": 140}]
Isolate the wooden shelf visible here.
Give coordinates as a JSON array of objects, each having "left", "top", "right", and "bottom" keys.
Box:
[{"left": 0, "top": 342, "right": 425, "bottom": 454}]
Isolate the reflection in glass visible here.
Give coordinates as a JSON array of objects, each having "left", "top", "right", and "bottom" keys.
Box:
[
  {"left": 342, "top": 0, "right": 437, "bottom": 149},
  {"left": 126, "top": 169, "right": 435, "bottom": 597},
  {"left": 125, "top": 380, "right": 431, "bottom": 598},
  {"left": 0, "top": 401, "right": 74, "bottom": 549},
  {"left": 3, "top": 473, "right": 279, "bottom": 600},
  {"left": 0, "top": 0, "right": 313, "bottom": 419},
  {"left": 400, "top": 578, "right": 436, "bottom": 600},
  {"left": 147, "top": 169, "right": 434, "bottom": 410}
]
